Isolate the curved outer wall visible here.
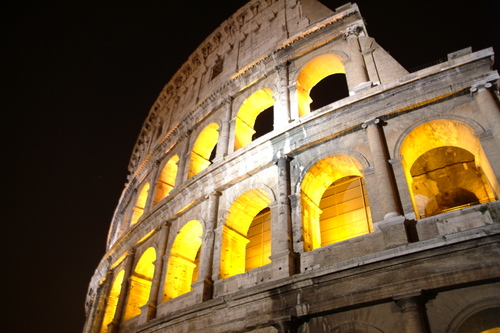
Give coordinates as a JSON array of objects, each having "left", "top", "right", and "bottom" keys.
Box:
[{"left": 84, "top": 1, "right": 500, "bottom": 333}]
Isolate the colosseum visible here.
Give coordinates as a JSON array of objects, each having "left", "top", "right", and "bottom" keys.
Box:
[{"left": 83, "top": 1, "right": 500, "bottom": 332}]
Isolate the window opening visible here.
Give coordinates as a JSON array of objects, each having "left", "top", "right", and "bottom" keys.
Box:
[
  {"left": 252, "top": 106, "right": 274, "bottom": 140},
  {"left": 245, "top": 207, "right": 271, "bottom": 271},
  {"left": 310, "top": 74, "right": 349, "bottom": 111}
]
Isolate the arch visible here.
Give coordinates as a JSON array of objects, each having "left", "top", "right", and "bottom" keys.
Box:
[
  {"left": 300, "top": 155, "right": 372, "bottom": 251},
  {"left": 188, "top": 123, "right": 220, "bottom": 178},
  {"left": 130, "top": 183, "right": 150, "bottom": 226},
  {"left": 447, "top": 298, "right": 500, "bottom": 333},
  {"left": 234, "top": 88, "right": 275, "bottom": 150},
  {"left": 399, "top": 119, "right": 498, "bottom": 219},
  {"left": 162, "top": 220, "right": 203, "bottom": 301},
  {"left": 153, "top": 154, "right": 179, "bottom": 205},
  {"left": 331, "top": 321, "right": 385, "bottom": 333},
  {"left": 296, "top": 54, "right": 346, "bottom": 117},
  {"left": 220, "top": 189, "right": 272, "bottom": 278},
  {"left": 99, "top": 269, "right": 125, "bottom": 333},
  {"left": 123, "top": 247, "right": 156, "bottom": 321}
]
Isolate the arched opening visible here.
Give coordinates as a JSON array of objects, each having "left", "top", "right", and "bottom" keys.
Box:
[
  {"left": 234, "top": 88, "right": 275, "bottom": 150},
  {"left": 296, "top": 54, "right": 346, "bottom": 117},
  {"left": 220, "top": 189, "right": 272, "bottom": 278},
  {"left": 162, "top": 220, "right": 203, "bottom": 302},
  {"left": 309, "top": 73, "right": 349, "bottom": 111},
  {"left": 99, "top": 269, "right": 124, "bottom": 333},
  {"left": 123, "top": 247, "right": 156, "bottom": 321},
  {"left": 188, "top": 123, "right": 219, "bottom": 178},
  {"left": 246, "top": 207, "right": 271, "bottom": 271},
  {"left": 301, "top": 155, "right": 372, "bottom": 251},
  {"left": 400, "top": 120, "right": 498, "bottom": 219},
  {"left": 252, "top": 106, "right": 274, "bottom": 141},
  {"left": 456, "top": 307, "right": 500, "bottom": 333},
  {"left": 130, "top": 183, "right": 150, "bottom": 226},
  {"left": 154, "top": 155, "right": 179, "bottom": 205}
]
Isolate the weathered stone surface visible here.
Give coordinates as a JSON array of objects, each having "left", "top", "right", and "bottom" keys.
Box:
[{"left": 83, "top": 1, "right": 500, "bottom": 333}]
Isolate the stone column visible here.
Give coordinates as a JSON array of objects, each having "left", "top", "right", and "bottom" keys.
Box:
[
  {"left": 108, "top": 249, "right": 136, "bottom": 333},
  {"left": 144, "top": 161, "right": 160, "bottom": 213},
  {"left": 363, "top": 118, "right": 408, "bottom": 247},
  {"left": 176, "top": 131, "right": 192, "bottom": 185},
  {"left": 270, "top": 156, "right": 296, "bottom": 277},
  {"left": 84, "top": 272, "right": 113, "bottom": 333},
  {"left": 472, "top": 82, "right": 500, "bottom": 144},
  {"left": 345, "top": 30, "right": 370, "bottom": 94},
  {"left": 362, "top": 118, "right": 401, "bottom": 219},
  {"left": 395, "top": 294, "right": 428, "bottom": 333},
  {"left": 274, "top": 63, "right": 291, "bottom": 129},
  {"left": 288, "top": 193, "right": 303, "bottom": 254},
  {"left": 288, "top": 84, "right": 300, "bottom": 120},
  {"left": 142, "top": 223, "right": 171, "bottom": 321},
  {"left": 194, "top": 191, "right": 221, "bottom": 300},
  {"left": 215, "top": 98, "right": 232, "bottom": 161}
]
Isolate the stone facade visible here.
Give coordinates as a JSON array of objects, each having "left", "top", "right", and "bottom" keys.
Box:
[{"left": 83, "top": 1, "right": 500, "bottom": 332}]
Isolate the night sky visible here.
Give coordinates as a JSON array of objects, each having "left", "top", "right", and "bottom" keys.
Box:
[{"left": 3, "top": 1, "right": 499, "bottom": 332}]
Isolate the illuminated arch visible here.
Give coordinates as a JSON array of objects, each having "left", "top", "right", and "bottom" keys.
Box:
[
  {"left": 220, "top": 189, "right": 272, "bottom": 278},
  {"left": 123, "top": 247, "right": 156, "bottom": 321},
  {"left": 300, "top": 154, "right": 372, "bottom": 251},
  {"left": 163, "top": 220, "right": 203, "bottom": 301},
  {"left": 400, "top": 119, "right": 498, "bottom": 219},
  {"left": 153, "top": 155, "right": 179, "bottom": 205},
  {"left": 188, "top": 123, "right": 219, "bottom": 178},
  {"left": 296, "top": 54, "right": 346, "bottom": 117},
  {"left": 234, "top": 88, "right": 275, "bottom": 150},
  {"left": 130, "top": 183, "right": 150, "bottom": 226},
  {"left": 99, "top": 269, "right": 124, "bottom": 333}
]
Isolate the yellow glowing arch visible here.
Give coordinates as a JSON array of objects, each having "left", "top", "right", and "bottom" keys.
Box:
[
  {"left": 100, "top": 269, "right": 124, "bottom": 333},
  {"left": 234, "top": 88, "right": 275, "bottom": 150},
  {"left": 123, "top": 247, "right": 156, "bottom": 321},
  {"left": 163, "top": 220, "right": 203, "bottom": 301},
  {"left": 130, "top": 183, "right": 150, "bottom": 226},
  {"left": 188, "top": 123, "right": 219, "bottom": 178},
  {"left": 154, "top": 154, "right": 179, "bottom": 205},
  {"left": 301, "top": 154, "right": 372, "bottom": 251},
  {"left": 400, "top": 119, "right": 498, "bottom": 218},
  {"left": 220, "top": 189, "right": 272, "bottom": 278},
  {"left": 296, "top": 54, "right": 346, "bottom": 117}
]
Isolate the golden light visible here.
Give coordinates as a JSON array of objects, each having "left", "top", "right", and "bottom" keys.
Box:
[
  {"left": 400, "top": 120, "right": 498, "bottom": 218},
  {"left": 130, "top": 183, "right": 150, "bottom": 226},
  {"left": 123, "top": 247, "right": 156, "bottom": 321},
  {"left": 154, "top": 154, "right": 179, "bottom": 205},
  {"left": 301, "top": 155, "right": 372, "bottom": 251},
  {"left": 188, "top": 123, "right": 219, "bottom": 178},
  {"left": 296, "top": 54, "right": 345, "bottom": 117},
  {"left": 163, "top": 220, "right": 203, "bottom": 302},
  {"left": 100, "top": 269, "right": 124, "bottom": 333},
  {"left": 220, "top": 189, "right": 271, "bottom": 279},
  {"left": 234, "top": 88, "right": 274, "bottom": 150}
]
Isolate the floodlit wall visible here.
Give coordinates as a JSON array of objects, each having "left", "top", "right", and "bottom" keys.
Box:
[{"left": 84, "top": 1, "right": 500, "bottom": 333}]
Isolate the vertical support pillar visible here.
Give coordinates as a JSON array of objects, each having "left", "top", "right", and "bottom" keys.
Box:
[
  {"left": 84, "top": 272, "right": 113, "bottom": 333},
  {"left": 142, "top": 222, "right": 171, "bottom": 321},
  {"left": 176, "top": 131, "right": 192, "bottom": 185},
  {"left": 362, "top": 118, "right": 401, "bottom": 219},
  {"left": 288, "top": 84, "right": 300, "bottom": 121},
  {"left": 288, "top": 193, "right": 303, "bottom": 254},
  {"left": 274, "top": 63, "right": 291, "bottom": 129},
  {"left": 194, "top": 191, "right": 221, "bottom": 301},
  {"left": 143, "top": 161, "right": 160, "bottom": 214},
  {"left": 394, "top": 293, "right": 428, "bottom": 333},
  {"left": 472, "top": 83, "right": 500, "bottom": 144},
  {"left": 363, "top": 118, "right": 408, "bottom": 247},
  {"left": 345, "top": 31, "right": 370, "bottom": 94},
  {"left": 270, "top": 155, "right": 296, "bottom": 277},
  {"left": 108, "top": 249, "right": 136, "bottom": 333},
  {"left": 215, "top": 98, "right": 232, "bottom": 161}
]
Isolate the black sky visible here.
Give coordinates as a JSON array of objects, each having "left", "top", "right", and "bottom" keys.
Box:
[{"left": 3, "top": 1, "right": 499, "bottom": 332}]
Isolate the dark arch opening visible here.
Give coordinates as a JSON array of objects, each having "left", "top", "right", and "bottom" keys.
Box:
[
  {"left": 310, "top": 73, "right": 349, "bottom": 111},
  {"left": 252, "top": 106, "right": 274, "bottom": 140}
]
